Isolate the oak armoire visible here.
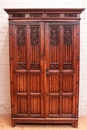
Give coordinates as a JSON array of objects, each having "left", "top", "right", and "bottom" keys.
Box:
[{"left": 4, "top": 8, "right": 84, "bottom": 128}]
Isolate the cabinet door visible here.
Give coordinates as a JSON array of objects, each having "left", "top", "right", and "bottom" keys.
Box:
[
  {"left": 11, "top": 22, "right": 44, "bottom": 117},
  {"left": 45, "top": 22, "right": 77, "bottom": 118},
  {"left": 61, "top": 24, "right": 77, "bottom": 117},
  {"left": 27, "top": 22, "right": 44, "bottom": 117},
  {"left": 45, "top": 23, "right": 61, "bottom": 117}
]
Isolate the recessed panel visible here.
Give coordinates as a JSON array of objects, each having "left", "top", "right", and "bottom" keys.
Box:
[
  {"left": 49, "top": 74, "right": 60, "bottom": 93},
  {"left": 16, "top": 73, "right": 27, "bottom": 92},
  {"left": 62, "top": 74, "right": 73, "bottom": 93},
  {"left": 17, "top": 96, "right": 28, "bottom": 114},
  {"left": 30, "top": 97, "right": 41, "bottom": 115},
  {"left": 49, "top": 97, "right": 60, "bottom": 114},
  {"left": 28, "top": 73, "right": 41, "bottom": 93},
  {"left": 62, "top": 97, "right": 73, "bottom": 114}
]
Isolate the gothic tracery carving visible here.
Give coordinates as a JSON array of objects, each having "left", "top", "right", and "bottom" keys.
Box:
[
  {"left": 30, "top": 26, "right": 40, "bottom": 45},
  {"left": 17, "top": 26, "right": 26, "bottom": 46},
  {"left": 64, "top": 26, "right": 72, "bottom": 45},
  {"left": 17, "top": 62, "right": 26, "bottom": 69},
  {"left": 50, "top": 26, "right": 59, "bottom": 45},
  {"left": 50, "top": 63, "right": 59, "bottom": 70},
  {"left": 30, "top": 63, "right": 40, "bottom": 70},
  {"left": 63, "top": 63, "right": 72, "bottom": 70}
]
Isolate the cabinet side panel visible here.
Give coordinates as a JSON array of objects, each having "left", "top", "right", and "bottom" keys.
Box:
[
  {"left": 9, "top": 21, "right": 14, "bottom": 115},
  {"left": 76, "top": 22, "right": 80, "bottom": 116}
]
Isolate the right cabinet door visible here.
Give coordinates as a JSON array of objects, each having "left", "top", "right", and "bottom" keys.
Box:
[{"left": 45, "top": 22, "right": 78, "bottom": 118}]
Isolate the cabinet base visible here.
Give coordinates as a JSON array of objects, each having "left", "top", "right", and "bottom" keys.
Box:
[{"left": 11, "top": 118, "right": 78, "bottom": 128}]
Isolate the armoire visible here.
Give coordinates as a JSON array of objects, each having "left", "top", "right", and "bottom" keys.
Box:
[{"left": 4, "top": 8, "right": 84, "bottom": 127}]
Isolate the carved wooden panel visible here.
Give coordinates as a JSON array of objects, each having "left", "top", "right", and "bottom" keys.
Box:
[
  {"left": 30, "top": 25, "right": 40, "bottom": 70},
  {"left": 15, "top": 25, "right": 27, "bottom": 70},
  {"left": 16, "top": 73, "right": 27, "bottom": 92},
  {"left": 64, "top": 13, "right": 77, "bottom": 17},
  {"left": 17, "top": 26, "right": 26, "bottom": 46},
  {"left": 17, "top": 96, "right": 28, "bottom": 114},
  {"left": 48, "top": 25, "right": 60, "bottom": 70},
  {"left": 50, "top": 63, "right": 59, "bottom": 70},
  {"left": 62, "top": 96, "right": 73, "bottom": 114},
  {"left": 17, "top": 62, "right": 26, "bottom": 70},
  {"left": 30, "top": 63, "right": 40, "bottom": 70},
  {"left": 63, "top": 62, "right": 72, "bottom": 70},
  {"left": 30, "top": 97, "right": 41, "bottom": 115},
  {"left": 47, "top": 13, "right": 60, "bottom": 17},
  {"left": 30, "top": 26, "right": 40, "bottom": 45},
  {"left": 64, "top": 26, "right": 72, "bottom": 45},
  {"left": 63, "top": 25, "right": 73, "bottom": 70},
  {"left": 12, "top": 14, "right": 25, "bottom": 17},
  {"left": 50, "top": 25, "right": 59, "bottom": 45},
  {"left": 30, "top": 13, "right": 42, "bottom": 17}
]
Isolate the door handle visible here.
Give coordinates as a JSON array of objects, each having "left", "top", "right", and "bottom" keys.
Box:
[{"left": 46, "top": 68, "right": 49, "bottom": 77}]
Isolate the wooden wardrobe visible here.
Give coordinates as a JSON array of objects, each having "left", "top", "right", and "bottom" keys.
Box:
[{"left": 4, "top": 8, "right": 84, "bottom": 127}]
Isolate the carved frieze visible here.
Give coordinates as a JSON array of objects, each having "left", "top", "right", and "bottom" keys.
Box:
[
  {"left": 30, "top": 13, "right": 42, "bottom": 17},
  {"left": 64, "top": 13, "right": 77, "bottom": 17},
  {"left": 12, "top": 14, "right": 25, "bottom": 17},
  {"left": 47, "top": 13, "right": 60, "bottom": 17}
]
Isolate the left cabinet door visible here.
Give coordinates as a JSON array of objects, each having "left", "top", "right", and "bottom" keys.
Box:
[{"left": 10, "top": 22, "right": 45, "bottom": 117}]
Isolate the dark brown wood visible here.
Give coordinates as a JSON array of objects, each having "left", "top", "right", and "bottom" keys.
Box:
[{"left": 4, "top": 8, "right": 84, "bottom": 128}]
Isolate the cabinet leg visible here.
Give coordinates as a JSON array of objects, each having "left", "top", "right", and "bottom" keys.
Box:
[
  {"left": 11, "top": 120, "right": 16, "bottom": 127},
  {"left": 72, "top": 121, "right": 78, "bottom": 128},
  {"left": 74, "top": 121, "right": 78, "bottom": 128}
]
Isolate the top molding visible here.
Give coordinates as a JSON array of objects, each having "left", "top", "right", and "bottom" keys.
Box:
[{"left": 4, "top": 8, "right": 85, "bottom": 20}]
